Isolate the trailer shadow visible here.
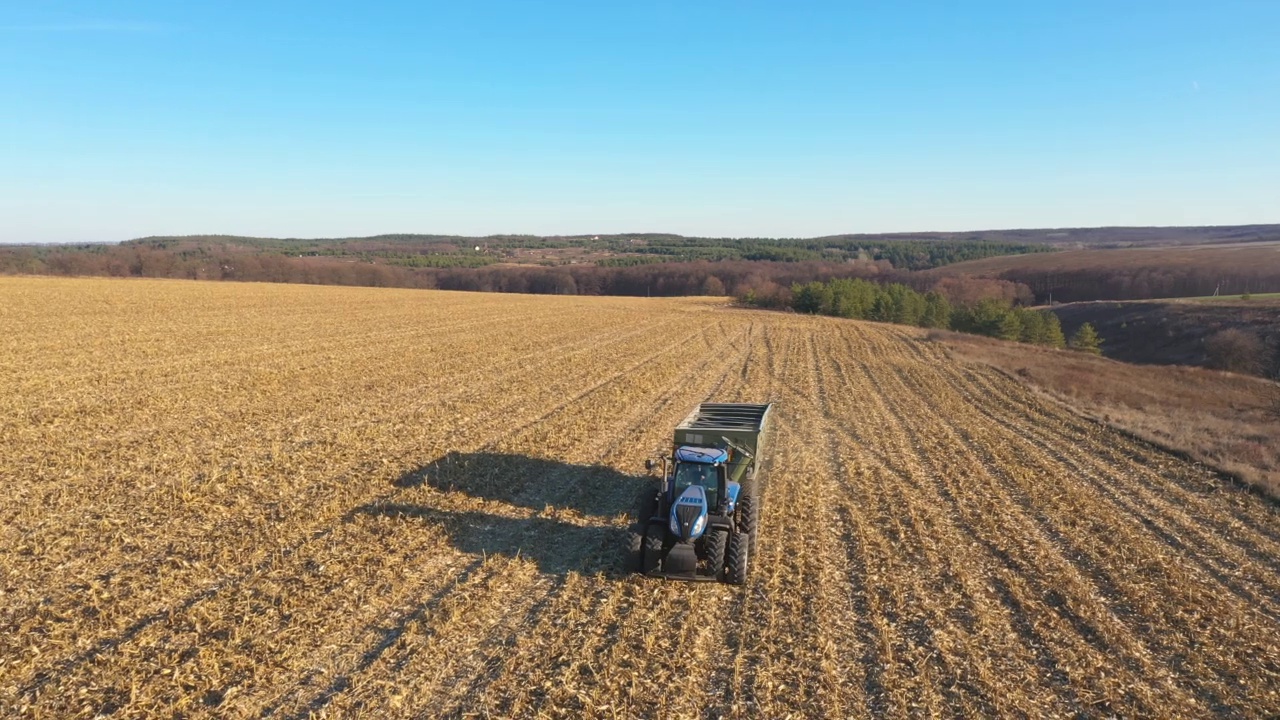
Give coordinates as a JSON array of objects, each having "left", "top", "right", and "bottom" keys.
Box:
[
  {"left": 393, "top": 450, "right": 653, "bottom": 519},
  {"left": 351, "top": 452, "right": 656, "bottom": 577}
]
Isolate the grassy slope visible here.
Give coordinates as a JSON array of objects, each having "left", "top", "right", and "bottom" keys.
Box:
[
  {"left": 931, "top": 329, "right": 1280, "bottom": 496},
  {"left": 1047, "top": 296, "right": 1280, "bottom": 371}
]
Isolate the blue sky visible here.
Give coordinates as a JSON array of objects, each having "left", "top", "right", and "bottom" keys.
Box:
[{"left": 2, "top": 1, "right": 1277, "bottom": 242}]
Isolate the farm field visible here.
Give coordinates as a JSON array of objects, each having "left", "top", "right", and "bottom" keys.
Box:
[{"left": 2, "top": 277, "right": 1280, "bottom": 718}]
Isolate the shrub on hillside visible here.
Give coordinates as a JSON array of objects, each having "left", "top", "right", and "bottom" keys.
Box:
[{"left": 1205, "top": 329, "right": 1266, "bottom": 375}]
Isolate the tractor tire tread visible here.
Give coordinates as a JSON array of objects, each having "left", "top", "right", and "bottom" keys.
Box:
[
  {"left": 726, "top": 531, "right": 749, "bottom": 585},
  {"left": 704, "top": 529, "right": 728, "bottom": 579}
]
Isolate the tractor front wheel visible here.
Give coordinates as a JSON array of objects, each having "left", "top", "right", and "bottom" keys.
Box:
[
  {"left": 642, "top": 524, "right": 664, "bottom": 573},
  {"left": 726, "top": 531, "right": 750, "bottom": 585},
  {"left": 629, "top": 490, "right": 659, "bottom": 572}
]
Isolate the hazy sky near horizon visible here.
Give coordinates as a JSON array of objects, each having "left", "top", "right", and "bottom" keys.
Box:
[{"left": 2, "top": 1, "right": 1278, "bottom": 243}]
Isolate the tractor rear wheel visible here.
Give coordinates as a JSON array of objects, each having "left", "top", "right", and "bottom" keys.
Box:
[
  {"left": 726, "top": 531, "right": 750, "bottom": 585},
  {"left": 738, "top": 492, "right": 759, "bottom": 556},
  {"left": 642, "top": 524, "right": 664, "bottom": 573},
  {"left": 703, "top": 529, "right": 728, "bottom": 579}
]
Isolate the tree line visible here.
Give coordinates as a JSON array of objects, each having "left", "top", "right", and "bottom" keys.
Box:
[
  {"left": 0, "top": 244, "right": 1035, "bottom": 306},
  {"left": 774, "top": 277, "right": 1102, "bottom": 352},
  {"left": 117, "top": 233, "right": 1051, "bottom": 272}
]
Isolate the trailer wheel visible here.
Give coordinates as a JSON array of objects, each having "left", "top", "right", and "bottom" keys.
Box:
[
  {"left": 642, "top": 524, "right": 664, "bottom": 573},
  {"left": 726, "top": 531, "right": 749, "bottom": 585},
  {"left": 703, "top": 529, "right": 728, "bottom": 579}
]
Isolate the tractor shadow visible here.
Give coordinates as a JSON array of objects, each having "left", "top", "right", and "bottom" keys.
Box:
[
  {"left": 351, "top": 452, "right": 656, "bottom": 577},
  {"left": 393, "top": 450, "right": 653, "bottom": 519}
]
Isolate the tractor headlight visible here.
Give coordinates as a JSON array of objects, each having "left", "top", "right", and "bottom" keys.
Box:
[
  {"left": 692, "top": 514, "right": 706, "bottom": 537},
  {"left": 669, "top": 512, "right": 681, "bottom": 535}
]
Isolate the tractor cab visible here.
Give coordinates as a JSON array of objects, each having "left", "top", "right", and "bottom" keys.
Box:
[
  {"left": 666, "top": 446, "right": 743, "bottom": 531},
  {"left": 671, "top": 446, "right": 727, "bottom": 510}
]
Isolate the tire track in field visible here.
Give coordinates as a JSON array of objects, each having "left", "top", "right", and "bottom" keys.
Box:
[
  {"left": 830, "top": 323, "right": 1196, "bottom": 714},
  {"left": 936, "top": 349, "right": 1280, "bottom": 546}
]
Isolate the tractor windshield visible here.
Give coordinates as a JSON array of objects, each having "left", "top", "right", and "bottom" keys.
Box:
[{"left": 673, "top": 462, "right": 719, "bottom": 510}]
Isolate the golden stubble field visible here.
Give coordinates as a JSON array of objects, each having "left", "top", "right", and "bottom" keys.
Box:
[{"left": 2, "top": 276, "right": 1279, "bottom": 718}]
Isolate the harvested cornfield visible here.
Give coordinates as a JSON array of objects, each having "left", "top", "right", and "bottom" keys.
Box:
[{"left": 2, "top": 276, "right": 1279, "bottom": 718}]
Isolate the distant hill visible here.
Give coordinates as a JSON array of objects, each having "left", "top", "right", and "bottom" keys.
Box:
[
  {"left": 128, "top": 223, "right": 1280, "bottom": 253},
  {"left": 818, "top": 224, "right": 1280, "bottom": 248},
  {"left": 122, "top": 231, "right": 1056, "bottom": 271}
]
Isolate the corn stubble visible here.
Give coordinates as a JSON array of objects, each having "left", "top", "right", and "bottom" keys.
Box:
[{"left": 2, "top": 276, "right": 1278, "bottom": 718}]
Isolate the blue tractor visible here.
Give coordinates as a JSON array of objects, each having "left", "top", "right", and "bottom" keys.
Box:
[{"left": 630, "top": 403, "right": 773, "bottom": 584}]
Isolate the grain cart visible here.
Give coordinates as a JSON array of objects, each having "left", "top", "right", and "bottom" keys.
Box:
[{"left": 630, "top": 402, "right": 773, "bottom": 584}]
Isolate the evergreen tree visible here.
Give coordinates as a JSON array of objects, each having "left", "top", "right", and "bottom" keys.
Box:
[
  {"left": 955, "top": 298, "right": 1013, "bottom": 337},
  {"left": 1019, "top": 309, "right": 1046, "bottom": 344},
  {"left": 791, "top": 282, "right": 831, "bottom": 314},
  {"left": 1043, "top": 312, "right": 1066, "bottom": 348},
  {"left": 828, "top": 278, "right": 876, "bottom": 319},
  {"left": 892, "top": 284, "right": 927, "bottom": 326},
  {"left": 1069, "top": 322, "right": 1103, "bottom": 354},
  {"left": 870, "top": 291, "right": 895, "bottom": 323},
  {"left": 921, "top": 292, "right": 952, "bottom": 329},
  {"left": 997, "top": 310, "right": 1023, "bottom": 341}
]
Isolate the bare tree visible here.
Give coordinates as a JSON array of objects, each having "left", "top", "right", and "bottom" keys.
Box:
[{"left": 1204, "top": 328, "right": 1266, "bottom": 376}]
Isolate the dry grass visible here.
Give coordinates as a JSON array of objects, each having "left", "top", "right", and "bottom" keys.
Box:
[
  {"left": 3, "top": 277, "right": 1280, "bottom": 718},
  {"left": 932, "top": 329, "right": 1280, "bottom": 496}
]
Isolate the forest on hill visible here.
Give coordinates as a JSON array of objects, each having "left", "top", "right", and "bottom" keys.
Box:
[{"left": 4, "top": 226, "right": 1280, "bottom": 308}]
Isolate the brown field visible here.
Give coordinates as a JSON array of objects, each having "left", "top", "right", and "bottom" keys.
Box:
[{"left": 3, "top": 277, "right": 1280, "bottom": 718}]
